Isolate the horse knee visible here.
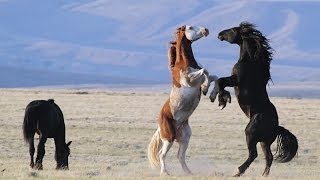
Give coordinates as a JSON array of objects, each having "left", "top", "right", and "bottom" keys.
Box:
[
  {"left": 185, "top": 127, "right": 192, "bottom": 139},
  {"left": 177, "top": 126, "right": 191, "bottom": 143}
]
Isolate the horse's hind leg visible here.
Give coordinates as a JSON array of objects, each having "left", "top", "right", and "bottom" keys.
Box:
[
  {"left": 260, "top": 142, "right": 273, "bottom": 176},
  {"left": 35, "top": 135, "right": 47, "bottom": 170},
  {"left": 234, "top": 119, "right": 259, "bottom": 177},
  {"left": 177, "top": 122, "right": 192, "bottom": 174},
  {"left": 29, "top": 134, "right": 35, "bottom": 169},
  {"left": 234, "top": 136, "right": 258, "bottom": 177},
  {"left": 159, "top": 140, "right": 173, "bottom": 175}
]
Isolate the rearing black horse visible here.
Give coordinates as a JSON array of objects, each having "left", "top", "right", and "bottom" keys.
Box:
[{"left": 210, "top": 22, "right": 298, "bottom": 177}]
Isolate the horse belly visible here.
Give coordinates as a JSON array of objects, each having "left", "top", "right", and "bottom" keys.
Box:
[{"left": 169, "top": 86, "right": 201, "bottom": 123}]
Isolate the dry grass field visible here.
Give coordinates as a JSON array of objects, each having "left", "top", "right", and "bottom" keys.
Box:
[{"left": 0, "top": 88, "right": 319, "bottom": 180}]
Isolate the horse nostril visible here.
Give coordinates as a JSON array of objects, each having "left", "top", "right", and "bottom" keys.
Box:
[
  {"left": 204, "top": 28, "right": 209, "bottom": 36},
  {"left": 200, "top": 28, "right": 209, "bottom": 37}
]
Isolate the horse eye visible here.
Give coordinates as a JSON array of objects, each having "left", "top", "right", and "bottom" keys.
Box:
[{"left": 187, "top": 26, "right": 193, "bottom": 30}]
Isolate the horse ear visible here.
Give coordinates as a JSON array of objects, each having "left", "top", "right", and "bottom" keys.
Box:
[{"left": 67, "top": 141, "right": 72, "bottom": 146}]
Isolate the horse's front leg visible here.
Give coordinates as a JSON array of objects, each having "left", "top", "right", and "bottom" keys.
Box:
[
  {"left": 201, "top": 69, "right": 218, "bottom": 96},
  {"left": 209, "top": 75, "right": 237, "bottom": 109}
]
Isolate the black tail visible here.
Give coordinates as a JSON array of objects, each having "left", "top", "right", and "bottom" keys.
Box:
[
  {"left": 48, "top": 99, "right": 55, "bottom": 103},
  {"left": 23, "top": 105, "right": 35, "bottom": 143},
  {"left": 274, "top": 126, "right": 298, "bottom": 163}
]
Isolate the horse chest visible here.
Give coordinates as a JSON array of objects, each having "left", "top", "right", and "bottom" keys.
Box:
[{"left": 169, "top": 86, "right": 201, "bottom": 123}]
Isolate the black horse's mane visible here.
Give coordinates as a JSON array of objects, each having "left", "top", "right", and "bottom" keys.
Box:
[{"left": 239, "top": 22, "right": 273, "bottom": 82}]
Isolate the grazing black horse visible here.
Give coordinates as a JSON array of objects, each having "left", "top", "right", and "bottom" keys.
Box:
[
  {"left": 23, "top": 99, "right": 72, "bottom": 170},
  {"left": 210, "top": 22, "right": 298, "bottom": 177}
]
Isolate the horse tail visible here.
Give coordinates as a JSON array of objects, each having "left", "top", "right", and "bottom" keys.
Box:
[
  {"left": 274, "top": 126, "right": 298, "bottom": 163},
  {"left": 148, "top": 127, "right": 162, "bottom": 169},
  {"left": 48, "top": 99, "right": 55, "bottom": 103},
  {"left": 23, "top": 103, "right": 36, "bottom": 143}
]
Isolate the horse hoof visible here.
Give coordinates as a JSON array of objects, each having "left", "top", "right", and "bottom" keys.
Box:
[
  {"left": 233, "top": 168, "right": 244, "bottom": 177},
  {"left": 56, "top": 166, "right": 69, "bottom": 170},
  {"left": 34, "top": 163, "right": 43, "bottom": 170},
  {"left": 160, "top": 171, "right": 170, "bottom": 176},
  {"left": 209, "top": 95, "right": 217, "bottom": 102},
  {"left": 262, "top": 170, "right": 270, "bottom": 177},
  {"left": 29, "top": 163, "right": 34, "bottom": 169},
  {"left": 219, "top": 104, "right": 226, "bottom": 110},
  {"left": 233, "top": 173, "right": 241, "bottom": 177}
]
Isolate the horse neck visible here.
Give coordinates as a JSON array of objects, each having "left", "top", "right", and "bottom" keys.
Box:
[
  {"left": 239, "top": 39, "right": 271, "bottom": 86},
  {"left": 176, "top": 38, "right": 198, "bottom": 69},
  {"left": 239, "top": 39, "right": 256, "bottom": 62}
]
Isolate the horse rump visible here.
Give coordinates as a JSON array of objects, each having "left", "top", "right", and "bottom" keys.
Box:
[
  {"left": 22, "top": 99, "right": 56, "bottom": 143},
  {"left": 274, "top": 126, "right": 298, "bottom": 162},
  {"left": 23, "top": 101, "right": 38, "bottom": 143}
]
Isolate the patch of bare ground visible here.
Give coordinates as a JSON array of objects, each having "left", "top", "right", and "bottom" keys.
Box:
[{"left": 0, "top": 88, "right": 319, "bottom": 179}]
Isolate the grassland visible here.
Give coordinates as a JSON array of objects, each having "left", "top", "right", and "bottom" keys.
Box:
[{"left": 0, "top": 88, "right": 319, "bottom": 179}]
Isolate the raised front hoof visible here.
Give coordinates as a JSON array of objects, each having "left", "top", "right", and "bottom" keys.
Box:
[
  {"left": 201, "top": 86, "right": 209, "bottom": 96},
  {"left": 218, "top": 90, "right": 231, "bottom": 109},
  {"left": 33, "top": 163, "right": 43, "bottom": 170},
  {"left": 209, "top": 93, "right": 217, "bottom": 102}
]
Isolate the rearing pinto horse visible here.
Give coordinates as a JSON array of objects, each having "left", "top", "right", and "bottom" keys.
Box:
[
  {"left": 210, "top": 22, "right": 298, "bottom": 177},
  {"left": 148, "top": 25, "right": 216, "bottom": 175}
]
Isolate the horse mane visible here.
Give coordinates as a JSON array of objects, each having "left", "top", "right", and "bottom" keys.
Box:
[
  {"left": 172, "top": 25, "right": 198, "bottom": 68},
  {"left": 168, "top": 41, "right": 176, "bottom": 71},
  {"left": 239, "top": 22, "right": 273, "bottom": 82}
]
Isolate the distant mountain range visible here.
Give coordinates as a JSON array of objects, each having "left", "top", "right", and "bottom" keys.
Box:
[{"left": 0, "top": 65, "right": 160, "bottom": 88}]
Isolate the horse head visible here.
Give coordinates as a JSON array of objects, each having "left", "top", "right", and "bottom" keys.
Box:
[
  {"left": 55, "top": 141, "right": 72, "bottom": 170},
  {"left": 218, "top": 25, "right": 242, "bottom": 44},
  {"left": 175, "top": 25, "right": 209, "bottom": 43},
  {"left": 218, "top": 22, "right": 273, "bottom": 83},
  {"left": 170, "top": 25, "right": 209, "bottom": 88}
]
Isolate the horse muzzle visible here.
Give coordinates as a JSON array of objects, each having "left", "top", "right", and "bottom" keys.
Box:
[
  {"left": 202, "top": 28, "right": 209, "bottom": 37},
  {"left": 218, "top": 35, "right": 224, "bottom": 41}
]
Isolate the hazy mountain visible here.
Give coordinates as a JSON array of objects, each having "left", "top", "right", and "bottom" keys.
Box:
[{"left": 0, "top": 1, "right": 319, "bottom": 87}]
